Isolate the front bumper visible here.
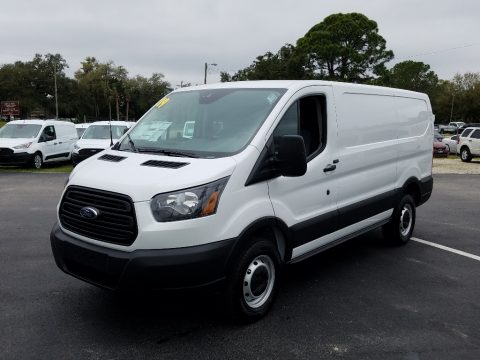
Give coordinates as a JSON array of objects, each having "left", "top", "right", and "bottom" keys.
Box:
[
  {"left": 0, "top": 152, "right": 33, "bottom": 166},
  {"left": 50, "top": 223, "right": 235, "bottom": 290}
]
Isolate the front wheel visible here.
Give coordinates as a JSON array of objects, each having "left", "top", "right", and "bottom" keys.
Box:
[
  {"left": 225, "top": 238, "right": 281, "bottom": 323},
  {"left": 460, "top": 147, "right": 472, "bottom": 162},
  {"left": 383, "top": 194, "right": 416, "bottom": 245},
  {"left": 32, "top": 152, "right": 43, "bottom": 169}
]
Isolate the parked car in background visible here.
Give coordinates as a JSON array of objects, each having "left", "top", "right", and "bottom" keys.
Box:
[
  {"left": 438, "top": 123, "right": 457, "bottom": 134},
  {"left": 457, "top": 123, "right": 480, "bottom": 134},
  {"left": 433, "top": 141, "right": 449, "bottom": 157},
  {"left": 449, "top": 121, "right": 465, "bottom": 129},
  {"left": 458, "top": 127, "right": 480, "bottom": 162},
  {"left": 439, "top": 122, "right": 467, "bottom": 134},
  {"left": 75, "top": 123, "right": 91, "bottom": 138},
  {"left": 72, "top": 121, "right": 134, "bottom": 165},
  {"left": 434, "top": 129, "right": 443, "bottom": 142},
  {"left": 442, "top": 135, "right": 459, "bottom": 154},
  {"left": 0, "top": 119, "right": 78, "bottom": 169}
]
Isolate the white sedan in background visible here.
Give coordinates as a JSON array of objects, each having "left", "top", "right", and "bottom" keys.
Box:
[{"left": 442, "top": 135, "right": 459, "bottom": 154}]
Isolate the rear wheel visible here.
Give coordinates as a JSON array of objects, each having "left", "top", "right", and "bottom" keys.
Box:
[
  {"left": 383, "top": 194, "right": 416, "bottom": 245},
  {"left": 32, "top": 152, "right": 43, "bottom": 169},
  {"left": 225, "top": 238, "right": 281, "bottom": 323},
  {"left": 460, "top": 147, "right": 472, "bottom": 162}
]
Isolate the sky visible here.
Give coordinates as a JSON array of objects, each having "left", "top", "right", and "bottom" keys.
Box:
[{"left": 1, "top": 0, "right": 479, "bottom": 88}]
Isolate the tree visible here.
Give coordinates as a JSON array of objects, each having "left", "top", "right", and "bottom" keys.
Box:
[
  {"left": 221, "top": 44, "right": 312, "bottom": 81},
  {"left": 376, "top": 61, "right": 439, "bottom": 94},
  {"left": 0, "top": 53, "right": 73, "bottom": 118},
  {"left": 296, "top": 13, "right": 394, "bottom": 82}
]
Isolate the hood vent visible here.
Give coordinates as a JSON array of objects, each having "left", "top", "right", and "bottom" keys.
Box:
[
  {"left": 98, "top": 154, "right": 127, "bottom": 162},
  {"left": 141, "top": 160, "right": 189, "bottom": 169}
]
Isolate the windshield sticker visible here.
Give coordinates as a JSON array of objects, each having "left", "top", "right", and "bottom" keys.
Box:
[
  {"left": 267, "top": 93, "right": 279, "bottom": 104},
  {"left": 155, "top": 97, "right": 170, "bottom": 108},
  {"left": 137, "top": 121, "right": 172, "bottom": 141}
]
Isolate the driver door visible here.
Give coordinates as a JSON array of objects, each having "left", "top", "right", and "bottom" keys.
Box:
[{"left": 39, "top": 125, "right": 57, "bottom": 160}]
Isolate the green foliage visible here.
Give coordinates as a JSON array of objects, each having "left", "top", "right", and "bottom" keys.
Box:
[
  {"left": 297, "top": 13, "right": 394, "bottom": 82},
  {"left": 374, "top": 61, "right": 439, "bottom": 94},
  {"left": 222, "top": 44, "right": 312, "bottom": 81},
  {"left": 0, "top": 54, "right": 171, "bottom": 121},
  {"left": 0, "top": 53, "right": 73, "bottom": 118},
  {"left": 0, "top": 163, "right": 73, "bottom": 173}
]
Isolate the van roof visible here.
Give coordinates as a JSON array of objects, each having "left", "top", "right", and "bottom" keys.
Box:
[
  {"left": 88, "top": 121, "right": 134, "bottom": 127},
  {"left": 8, "top": 119, "right": 74, "bottom": 126},
  {"left": 174, "top": 80, "right": 428, "bottom": 98}
]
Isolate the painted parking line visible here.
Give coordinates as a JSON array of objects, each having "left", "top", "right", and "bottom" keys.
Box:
[{"left": 412, "top": 237, "right": 480, "bottom": 262}]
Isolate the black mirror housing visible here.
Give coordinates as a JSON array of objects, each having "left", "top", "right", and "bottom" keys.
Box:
[{"left": 274, "top": 135, "right": 307, "bottom": 177}]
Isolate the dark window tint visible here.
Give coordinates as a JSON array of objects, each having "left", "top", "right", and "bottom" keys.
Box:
[
  {"left": 461, "top": 129, "right": 473, "bottom": 138},
  {"left": 273, "top": 95, "right": 326, "bottom": 158},
  {"left": 471, "top": 129, "right": 480, "bottom": 139},
  {"left": 43, "top": 125, "right": 56, "bottom": 139}
]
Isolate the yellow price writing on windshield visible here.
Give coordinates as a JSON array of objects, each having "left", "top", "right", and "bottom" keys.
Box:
[{"left": 155, "top": 97, "right": 170, "bottom": 108}]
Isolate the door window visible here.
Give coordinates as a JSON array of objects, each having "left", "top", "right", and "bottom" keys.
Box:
[
  {"left": 273, "top": 95, "right": 326, "bottom": 159},
  {"left": 42, "top": 126, "right": 56, "bottom": 141},
  {"left": 470, "top": 129, "right": 480, "bottom": 139}
]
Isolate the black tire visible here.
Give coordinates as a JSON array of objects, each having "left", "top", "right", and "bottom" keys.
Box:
[
  {"left": 32, "top": 152, "right": 43, "bottom": 169},
  {"left": 383, "top": 194, "right": 416, "bottom": 246},
  {"left": 225, "top": 238, "right": 281, "bottom": 323},
  {"left": 460, "top": 147, "right": 472, "bottom": 162}
]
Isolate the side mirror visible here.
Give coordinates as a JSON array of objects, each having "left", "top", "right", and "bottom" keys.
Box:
[{"left": 274, "top": 135, "right": 307, "bottom": 177}]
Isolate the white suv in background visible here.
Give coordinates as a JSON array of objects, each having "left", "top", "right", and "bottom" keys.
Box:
[{"left": 459, "top": 127, "right": 480, "bottom": 162}]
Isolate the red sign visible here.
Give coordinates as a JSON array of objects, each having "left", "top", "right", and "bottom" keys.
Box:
[{"left": 1, "top": 101, "right": 20, "bottom": 116}]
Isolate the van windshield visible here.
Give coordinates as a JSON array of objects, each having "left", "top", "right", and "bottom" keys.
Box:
[
  {"left": 82, "top": 125, "right": 127, "bottom": 140},
  {"left": 0, "top": 124, "right": 42, "bottom": 139},
  {"left": 117, "top": 88, "right": 286, "bottom": 158}
]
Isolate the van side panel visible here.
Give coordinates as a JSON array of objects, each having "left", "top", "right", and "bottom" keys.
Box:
[
  {"left": 333, "top": 88, "right": 398, "bottom": 217},
  {"left": 394, "top": 95, "right": 433, "bottom": 189}
]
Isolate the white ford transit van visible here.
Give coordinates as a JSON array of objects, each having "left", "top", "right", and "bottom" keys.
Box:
[
  {"left": 51, "top": 81, "right": 434, "bottom": 321},
  {"left": 0, "top": 119, "right": 78, "bottom": 169},
  {"left": 72, "top": 121, "right": 134, "bottom": 165}
]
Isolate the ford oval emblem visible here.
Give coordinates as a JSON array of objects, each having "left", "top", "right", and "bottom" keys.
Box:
[{"left": 80, "top": 206, "right": 99, "bottom": 219}]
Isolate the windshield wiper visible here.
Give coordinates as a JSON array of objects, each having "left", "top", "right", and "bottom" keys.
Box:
[
  {"left": 136, "top": 148, "right": 198, "bottom": 158},
  {"left": 127, "top": 134, "right": 138, "bottom": 153}
]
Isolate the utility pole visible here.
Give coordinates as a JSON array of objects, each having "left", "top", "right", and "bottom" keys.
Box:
[
  {"left": 449, "top": 93, "right": 455, "bottom": 122},
  {"left": 54, "top": 62, "right": 59, "bottom": 119},
  {"left": 204, "top": 62, "right": 217, "bottom": 84}
]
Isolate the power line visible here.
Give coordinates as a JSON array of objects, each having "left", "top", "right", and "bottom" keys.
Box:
[{"left": 397, "top": 43, "right": 478, "bottom": 61}]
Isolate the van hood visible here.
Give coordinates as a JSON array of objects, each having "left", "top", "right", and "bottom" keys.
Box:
[
  {"left": 0, "top": 138, "right": 36, "bottom": 149},
  {"left": 76, "top": 139, "right": 114, "bottom": 149},
  {"left": 68, "top": 150, "right": 237, "bottom": 202}
]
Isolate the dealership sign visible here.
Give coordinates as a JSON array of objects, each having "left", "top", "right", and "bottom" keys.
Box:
[{"left": 1, "top": 101, "right": 20, "bottom": 116}]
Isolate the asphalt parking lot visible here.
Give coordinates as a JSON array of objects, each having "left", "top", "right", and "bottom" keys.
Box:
[{"left": 1, "top": 173, "right": 479, "bottom": 359}]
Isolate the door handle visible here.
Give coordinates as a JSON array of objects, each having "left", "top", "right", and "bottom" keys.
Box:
[
  {"left": 53, "top": 142, "right": 58, "bottom": 145},
  {"left": 323, "top": 164, "right": 337, "bottom": 173}
]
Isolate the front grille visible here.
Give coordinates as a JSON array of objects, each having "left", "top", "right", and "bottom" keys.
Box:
[
  {"left": 141, "top": 160, "right": 189, "bottom": 169},
  {"left": 79, "top": 148, "right": 103, "bottom": 156},
  {"left": 59, "top": 186, "right": 138, "bottom": 246},
  {"left": 0, "top": 148, "right": 14, "bottom": 155}
]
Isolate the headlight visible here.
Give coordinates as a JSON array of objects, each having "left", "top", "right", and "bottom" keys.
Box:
[
  {"left": 151, "top": 177, "right": 229, "bottom": 222},
  {"left": 13, "top": 142, "right": 32, "bottom": 149}
]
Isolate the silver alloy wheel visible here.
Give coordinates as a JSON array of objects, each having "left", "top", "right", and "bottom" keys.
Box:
[
  {"left": 34, "top": 154, "right": 42, "bottom": 169},
  {"left": 242, "top": 255, "right": 275, "bottom": 309},
  {"left": 461, "top": 149, "right": 468, "bottom": 161},
  {"left": 399, "top": 203, "right": 413, "bottom": 237}
]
